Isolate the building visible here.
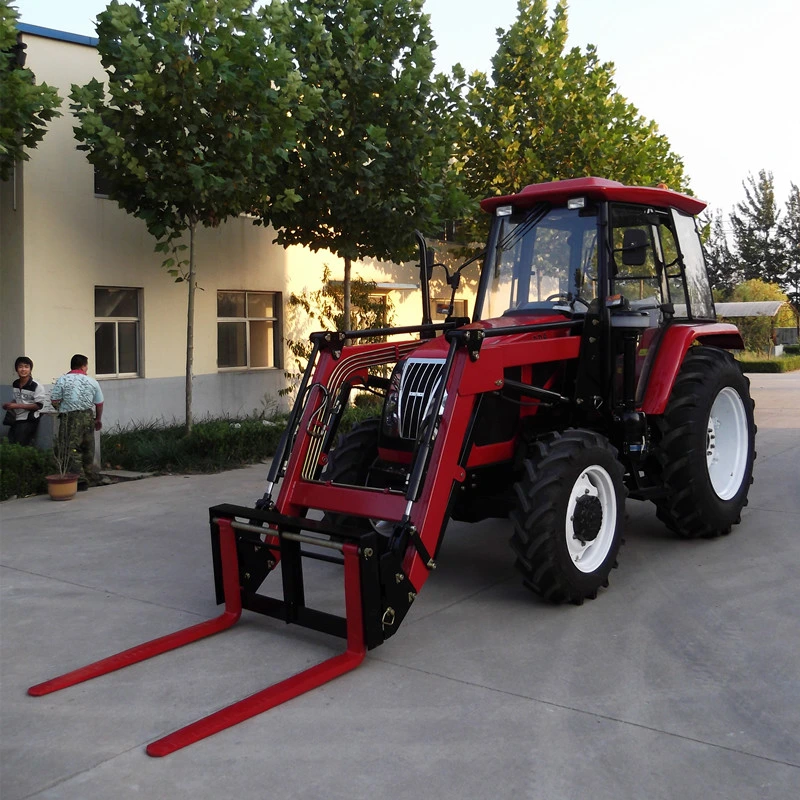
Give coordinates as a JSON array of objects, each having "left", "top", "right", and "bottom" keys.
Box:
[{"left": 1, "top": 24, "right": 429, "bottom": 433}]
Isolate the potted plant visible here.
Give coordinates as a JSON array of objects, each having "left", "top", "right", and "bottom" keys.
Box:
[{"left": 46, "top": 414, "right": 80, "bottom": 501}]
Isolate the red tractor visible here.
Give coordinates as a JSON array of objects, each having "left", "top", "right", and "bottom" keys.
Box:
[{"left": 30, "top": 178, "right": 756, "bottom": 755}]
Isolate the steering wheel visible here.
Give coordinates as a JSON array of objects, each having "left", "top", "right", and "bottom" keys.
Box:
[{"left": 545, "top": 293, "right": 570, "bottom": 302}]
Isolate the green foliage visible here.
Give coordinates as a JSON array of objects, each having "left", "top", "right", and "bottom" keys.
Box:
[
  {"left": 261, "top": 0, "right": 465, "bottom": 322},
  {"left": 0, "top": 1, "right": 62, "bottom": 179},
  {"left": 783, "top": 344, "right": 800, "bottom": 355},
  {"left": 69, "top": 0, "right": 315, "bottom": 431},
  {"left": 729, "top": 279, "right": 790, "bottom": 304},
  {"left": 735, "top": 354, "right": 800, "bottom": 373},
  {"left": 1, "top": 412, "right": 298, "bottom": 498},
  {"left": 0, "top": 441, "right": 53, "bottom": 500},
  {"left": 729, "top": 170, "right": 782, "bottom": 284},
  {"left": 338, "top": 406, "right": 382, "bottom": 437},
  {"left": 777, "top": 182, "right": 800, "bottom": 306},
  {"left": 101, "top": 415, "right": 288, "bottom": 473},
  {"left": 702, "top": 209, "right": 739, "bottom": 296},
  {"left": 451, "top": 0, "right": 687, "bottom": 238},
  {"left": 51, "top": 411, "right": 83, "bottom": 476},
  {"left": 98, "top": 408, "right": 383, "bottom": 474},
  {"left": 710, "top": 175, "right": 799, "bottom": 304},
  {"left": 70, "top": 0, "right": 309, "bottom": 247},
  {"left": 282, "top": 266, "right": 393, "bottom": 395},
  {"left": 776, "top": 308, "right": 797, "bottom": 329},
  {"left": 352, "top": 393, "right": 384, "bottom": 411}
]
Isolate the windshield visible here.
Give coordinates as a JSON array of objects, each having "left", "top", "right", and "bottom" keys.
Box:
[{"left": 482, "top": 205, "right": 598, "bottom": 318}]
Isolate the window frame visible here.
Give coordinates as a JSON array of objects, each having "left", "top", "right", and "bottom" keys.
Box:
[
  {"left": 94, "top": 286, "right": 143, "bottom": 379},
  {"left": 216, "top": 290, "right": 282, "bottom": 371}
]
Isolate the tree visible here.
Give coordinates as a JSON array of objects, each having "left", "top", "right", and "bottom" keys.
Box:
[
  {"left": 777, "top": 182, "right": 800, "bottom": 307},
  {"left": 453, "top": 0, "right": 687, "bottom": 232},
  {"left": 0, "top": 0, "right": 61, "bottom": 180},
  {"left": 70, "top": 0, "right": 313, "bottom": 433},
  {"left": 729, "top": 170, "right": 782, "bottom": 284},
  {"left": 702, "top": 209, "right": 739, "bottom": 297},
  {"left": 261, "top": 0, "right": 461, "bottom": 331},
  {"left": 282, "top": 266, "right": 393, "bottom": 395}
]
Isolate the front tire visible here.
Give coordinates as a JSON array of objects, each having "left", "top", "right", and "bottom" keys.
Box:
[
  {"left": 321, "top": 417, "right": 381, "bottom": 532},
  {"left": 650, "top": 346, "right": 756, "bottom": 538},
  {"left": 510, "top": 430, "right": 626, "bottom": 604}
]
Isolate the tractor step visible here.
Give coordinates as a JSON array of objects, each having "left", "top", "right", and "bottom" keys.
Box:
[{"left": 28, "top": 517, "right": 367, "bottom": 757}]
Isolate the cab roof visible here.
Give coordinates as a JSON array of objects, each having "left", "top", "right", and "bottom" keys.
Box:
[{"left": 480, "top": 177, "right": 706, "bottom": 216}]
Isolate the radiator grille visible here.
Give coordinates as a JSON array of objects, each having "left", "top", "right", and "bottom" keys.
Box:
[{"left": 399, "top": 358, "right": 445, "bottom": 440}]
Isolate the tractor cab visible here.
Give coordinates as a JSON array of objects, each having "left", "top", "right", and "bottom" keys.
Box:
[{"left": 473, "top": 177, "right": 716, "bottom": 327}]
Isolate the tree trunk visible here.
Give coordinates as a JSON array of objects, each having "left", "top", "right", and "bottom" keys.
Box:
[
  {"left": 343, "top": 255, "right": 352, "bottom": 333},
  {"left": 185, "top": 223, "right": 196, "bottom": 435}
]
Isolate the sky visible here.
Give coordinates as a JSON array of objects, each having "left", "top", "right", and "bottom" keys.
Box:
[{"left": 14, "top": 0, "right": 799, "bottom": 218}]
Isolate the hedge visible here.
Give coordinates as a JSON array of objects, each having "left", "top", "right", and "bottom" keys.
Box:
[
  {"left": 1, "top": 406, "right": 383, "bottom": 501},
  {"left": 736, "top": 354, "right": 800, "bottom": 373},
  {"left": 0, "top": 443, "right": 55, "bottom": 501},
  {"left": 101, "top": 417, "right": 288, "bottom": 474}
]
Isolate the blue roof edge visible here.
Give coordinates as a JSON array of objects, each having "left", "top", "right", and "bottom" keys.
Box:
[{"left": 17, "top": 22, "right": 99, "bottom": 47}]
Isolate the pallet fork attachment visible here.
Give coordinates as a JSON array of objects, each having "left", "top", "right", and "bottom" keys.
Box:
[{"left": 27, "top": 516, "right": 367, "bottom": 757}]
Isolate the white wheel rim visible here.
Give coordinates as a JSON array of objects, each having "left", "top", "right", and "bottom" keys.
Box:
[
  {"left": 565, "top": 465, "right": 617, "bottom": 573},
  {"left": 706, "top": 387, "right": 749, "bottom": 500}
]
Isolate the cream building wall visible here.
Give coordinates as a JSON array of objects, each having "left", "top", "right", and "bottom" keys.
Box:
[{"left": 1, "top": 25, "right": 458, "bottom": 433}]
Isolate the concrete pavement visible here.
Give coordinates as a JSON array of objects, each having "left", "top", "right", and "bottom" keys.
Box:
[{"left": 1, "top": 372, "right": 799, "bottom": 799}]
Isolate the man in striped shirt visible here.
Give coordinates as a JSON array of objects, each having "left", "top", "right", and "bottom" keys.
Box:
[{"left": 50, "top": 354, "right": 105, "bottom": 490}]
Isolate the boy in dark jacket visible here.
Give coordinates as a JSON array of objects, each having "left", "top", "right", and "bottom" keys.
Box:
[{"left": 3, "top": 356, "right": 46, "bottom": 446}]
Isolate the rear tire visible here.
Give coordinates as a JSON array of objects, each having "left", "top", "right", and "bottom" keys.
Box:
[
  {"left": 510, "top": 429, "right": 626, "bottom": 604},
  {"left": 650, "top": 346, "right": 756, "bottom": 538}
]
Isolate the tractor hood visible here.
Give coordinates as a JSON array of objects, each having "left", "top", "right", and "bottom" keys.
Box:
[{"left": 410, "top": 312, "right": 575, "bottom": 358}]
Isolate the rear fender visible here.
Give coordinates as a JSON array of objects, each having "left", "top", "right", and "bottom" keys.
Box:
[{"left": 640, "top": 323, "right": 744, "bottom": 415}]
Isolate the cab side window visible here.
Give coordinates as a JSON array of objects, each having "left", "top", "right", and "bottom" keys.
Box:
[
  {"left": 609, "top": 205, "right": 661, "bottom": 305},
  {"left": 671, "top": 210, "right": 715, "bottom": 320}
]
